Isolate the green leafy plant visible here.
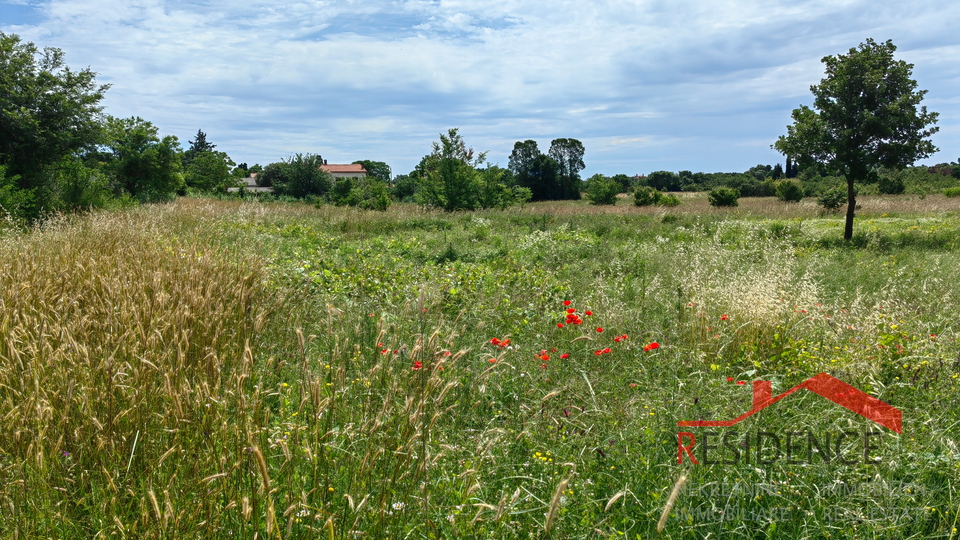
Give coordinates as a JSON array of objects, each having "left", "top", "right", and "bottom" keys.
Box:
[
  {"left": 586, "top": 177, "right": 620, "bottom": 205},
  {"left": 708, "top": 186, "right": 740, "bottom": 207},
  {"left": 775, "top": 179, "right": 804, "bottom": 202},
  {"left": 817, "top": 187, "right": 847, "bottom": 211},
  {"left": 634, "top": 186, "right": 662, "bottom": 206}
]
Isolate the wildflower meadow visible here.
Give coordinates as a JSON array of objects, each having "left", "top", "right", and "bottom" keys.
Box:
[{"left": 1, "top": 195, "right": 959, "bottom": 538}]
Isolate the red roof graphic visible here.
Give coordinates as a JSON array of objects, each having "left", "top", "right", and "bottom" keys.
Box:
[{"left": 678, "top": 373, "right": 902, "bottom": 433}]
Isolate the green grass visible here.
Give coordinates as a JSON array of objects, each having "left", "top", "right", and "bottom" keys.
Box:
[{"left": 1, "top": 197, "right": 958, "bottom": 538}]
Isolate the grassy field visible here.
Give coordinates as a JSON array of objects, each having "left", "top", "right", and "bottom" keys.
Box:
[{"left": 1, "top": 195, "right": 959, "bottom": 538}]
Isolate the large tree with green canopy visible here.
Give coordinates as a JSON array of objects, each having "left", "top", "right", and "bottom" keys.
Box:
[{"left": 774, "top": 39, "right": 939, "bottom": 240}]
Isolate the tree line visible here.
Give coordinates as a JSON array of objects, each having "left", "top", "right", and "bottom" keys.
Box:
[
  {"left": 4, "top": 32, "right": 950, "bottom": 231},
  {"left": 0, "top": 33, "right": 262, "bottom": 220}
]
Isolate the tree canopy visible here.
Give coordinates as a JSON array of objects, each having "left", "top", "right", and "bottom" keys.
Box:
[
  {"left": 508, "top": 140, "right": 563, "bottom": 201},
  {"left": 0, "top": 32, "right": 109, "bottom": 216},
  {"left": 774, "top": 38, "right": 939, "bottom": 239},
  {"left": 102, "top": 116, "right": 183, "bottom": 202},
  {"left": 548, "top": 138, "right": 585, "bottom": 200},
  {"left": 352, "top": 160, "right": 392, "bottom": 183}
]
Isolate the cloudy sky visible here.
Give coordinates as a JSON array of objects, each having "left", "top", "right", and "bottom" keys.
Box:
[{"left": 3, "top": 0, "right": 958, "bottom": 177}]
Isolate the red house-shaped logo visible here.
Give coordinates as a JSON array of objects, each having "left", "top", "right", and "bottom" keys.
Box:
[{"left": 678, "top": 373, "right": 902, "bottom": 434}]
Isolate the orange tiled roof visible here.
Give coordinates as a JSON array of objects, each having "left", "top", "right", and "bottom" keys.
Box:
[{"left": 321, "top": 164, "right": 367, "bottom": 173}]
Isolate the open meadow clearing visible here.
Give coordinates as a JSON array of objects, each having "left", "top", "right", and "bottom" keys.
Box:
[{"left": 2, "top": 196, "right": 960, "bottom": 539}]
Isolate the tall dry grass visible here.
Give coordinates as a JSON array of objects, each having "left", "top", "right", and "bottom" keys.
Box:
[{"left": 0, "top": 208, "right": 275, "bottom": 537}]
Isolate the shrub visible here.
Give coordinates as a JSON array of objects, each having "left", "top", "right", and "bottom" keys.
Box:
[
  {"left": 944, "top": 187, "right": 960, "bottom": 197},
  {"left": 817, "top": 186, "right": 847, "bottom": 210},
  {"left": 775, "top": 179, "right": 804, "bottom": 202},
  {"left": 331, "top": 177, "right": 392, "bottom": 211},
  {"left": 878, "top": 174, "right": 905, "bottom": 194},
  {"left": 660, "top": 194, "right": 682, "bottom": 206},
  {"left": 708, "top": 186, "right": 740, "bottom": 207},
  {"left": 586, "top": 178, "right": 620, "bottom": 205},
  {"left": 272, "top": 154, "right": 331, "bottom": 199},
  {"left": 633, "top": 186, "right": 662, "bottom": 206}
]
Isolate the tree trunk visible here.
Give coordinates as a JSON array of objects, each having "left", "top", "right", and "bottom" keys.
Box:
[{"left": 844, "top": 176, "right": 856, "bottom": 240}]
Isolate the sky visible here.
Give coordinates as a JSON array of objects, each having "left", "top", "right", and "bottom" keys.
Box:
[{"left": 2, "top": 0, "right": 959, "bottom": 178}]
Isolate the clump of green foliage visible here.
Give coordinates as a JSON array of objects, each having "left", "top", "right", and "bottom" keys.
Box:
[
  {"left": 708, "top": 186, "right": 740, "bottom": 207},
  {"left": 775, "top": 179, "right": 805, "bottom": 202},
  {"left": 585, "top": 177, "right": 620, "bottom": 205},
  {"left": 817, "top": 186, "right": 847, "bottom": 210},
  {"left": 944, "top": 186, "right": 960, "bottom": 197},
  {"left": 330, "top": 177, "right": 392, "bottom": 211},
  {"left": 878, "top": 174, "right": 906, "bottom": 194},
  {"left": 634, "top": 186, "right": 681, "bottom": 207}
]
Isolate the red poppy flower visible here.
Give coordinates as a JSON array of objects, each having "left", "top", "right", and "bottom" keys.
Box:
[
  {"left": 736, "top": 380, "right": 746, "bottom": 385},
  {"left": 490, "top": 338, "right": 501, "bottom": 346},
  {"left": 594, "top": 350, "right": 602, "bottom": 356},
  {"left": 566, "top": 308, "right": 576, "bottom": 314},
  {"left": 602, "top": 347, "right": 611, "bottom": 354},
  {"left": 557, "top": 323, "right": 564, "bottom": 328},
  {"left": 585, "top": 310, "right": 593, "bottom": 316},
  {"left": 560, "top": 353, "right": 569, "bottom": 359},
  {"left": 596, "top": 327, "right": 604, "bottom": 333},
  {"left": 643, "top": 342, "right": 660, "bottom": 352},
  {"left": 563, "top": 300, "right": 572, "bottom": 306},
  {"left": 412, "top": 361, "right": 423, "bottom": 370},
  {"left": 726, "top": 377, "right": 734, "bottom": 382},
  {"left": 720, "top": 314, "right": 729, "bottom": 321},
  {"left": 488, "top": 358, "right": 497, "bottom": 363}
]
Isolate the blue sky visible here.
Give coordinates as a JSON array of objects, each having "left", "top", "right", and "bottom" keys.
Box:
[{"left": 3, "top": 0, "right": 958, "bottom": 178}]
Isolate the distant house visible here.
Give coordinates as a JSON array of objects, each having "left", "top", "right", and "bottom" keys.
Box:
[
  {"left": 321, "top": 161, "right": 367, "bottom": 180},
  {"left": 229, "top": 172, "right": 274, "bottom": 193}
]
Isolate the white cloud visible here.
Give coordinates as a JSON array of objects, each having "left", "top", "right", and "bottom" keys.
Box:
[{"left": 2, "top": 0, "right": 958, "bottom": 175}]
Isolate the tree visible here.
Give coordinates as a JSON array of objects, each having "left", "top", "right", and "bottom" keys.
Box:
[
  {"left": 102, "top": 116, "right": 183, "bottom": 202},
  {"left": 185, "top": 150, "right": 236, "bottom": 192},
  {"left": 0, "top": 32, "right": 109, "bottom": 217},
  {"left": 585, "top": 177, "right": 620, "bottom": 205},
  {"left": 353, "top": 160, "right": 392, "bottom": 183},
  {"left": 647, "top": 171, "right": 679, "bottom": 191},
  {"left": 415, "top": 128, "right": 487, "bottom": 211},
  {"left": 272, "top": 153, "right": 331, "bottom": 199},
  {"left": 611, "top": 174, "right": 632, "bottom": 192},
  {"left": 182, "top": 129, "right": 216, "bottom": 167},
  {"left": 508, "top": 140, "right": 541, "bottom": 176},
  {"left": 772, "top": 164, "right": 784, "bottom": 180},
  {"left": 509, "top": 140, "right": 563, "bottom": 201},
  {"left": 548, "top": 138, "right": 585, "bottom": 200},
  {"left": 774, "top": 39, "right": 939, "bottom": 239}
]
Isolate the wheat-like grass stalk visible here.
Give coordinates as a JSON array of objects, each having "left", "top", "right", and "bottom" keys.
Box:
[{"left": 657, "top": 474, "right": 687, "bottom": 534}]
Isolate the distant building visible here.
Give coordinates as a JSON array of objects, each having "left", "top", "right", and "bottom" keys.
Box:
[{"left": 321, "top": 161, "right": 367, "bottom": 180}]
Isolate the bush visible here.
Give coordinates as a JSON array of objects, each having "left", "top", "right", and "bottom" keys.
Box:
[
  {"left": 633, "top": 186, "right": 662, "bottom": 206},
  {"left": 273, "top": 154, "right": 331, "bottom": 199},
  {"left": 708, "top": 187, "right": 740, "bottom": 207},
  {"left": 878, "top": 175, "right": 905, "bottom": 194},
  {"left": 331, "top": 177, "right": 392, "bottom": 211},
  {"left": 660, "top": 194, "right": 682, "bottom": 206},
  {"left": 944, "top": 187, "right": 960, "bottom": 198},
  {"left": 634, "top": 187, "right": 681, "bottom": 207},
  {"left": 775, "top": 179, "right": 804, "bottom": 202},
  {"left": 585, "top": 178, "right": 620, "bottom": 205},
  {"left": 817, "top": 186, "right": 847, "bottom": 211},
  {"left": 256, "top": 162, "right": 284, "bottom": 188}
]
